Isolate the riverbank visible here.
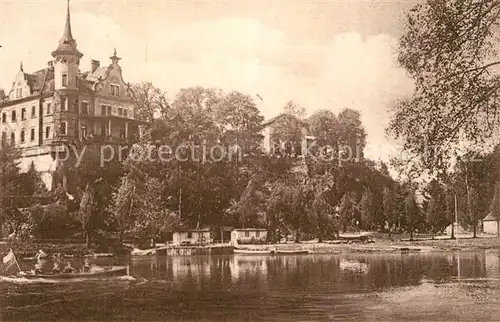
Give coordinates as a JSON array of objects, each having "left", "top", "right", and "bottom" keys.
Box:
[
  {"left": 1, "top": 234, "right": 498, "bottom": 258},
  {"left": 239, "top": 234, "right": 500, "bottom": 254}
]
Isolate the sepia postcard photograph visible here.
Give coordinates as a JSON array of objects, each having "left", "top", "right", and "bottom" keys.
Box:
[{"left": 0, "top": 0, "right": 499, "bottom": 321}]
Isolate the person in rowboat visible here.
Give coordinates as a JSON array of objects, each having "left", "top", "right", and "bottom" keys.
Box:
[
  {"left": 33, "top": 261, "right": 43, "bottom": 275},
  {"left": 63, "top": 262, "right": 75, "bottom": 273},
  {"left": 35, "top": 249, "right": 47, "bottom": 262},
  {"left": 52, "top": 262, "right": 61, "bottom": 274},
  {"left": 82, "top": 259, "right": 92, "bottom": 273}
]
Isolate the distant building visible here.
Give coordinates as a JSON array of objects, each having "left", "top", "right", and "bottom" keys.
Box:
[
  {"left": 173, "top": 229, "right": 212, "bottom": 246},
  {"left": 483, "top": 213, "right": 498, "bottom": 235},
  {"left": 260, "top": 114, "right": 315, "bottom": 157},
  {"left": 231, "top": 228, "right": 267, "bottom": 245},
  {"left": 0, "top": 1, "right": 144, "bottom": 189}
]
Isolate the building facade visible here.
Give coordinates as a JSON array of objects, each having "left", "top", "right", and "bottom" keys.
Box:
[
  {"left": 0, "top": 2, "right": 143, "bottom": 189},
  {"left": 260, "top": 114, "right": 315, "bottom": 157}
]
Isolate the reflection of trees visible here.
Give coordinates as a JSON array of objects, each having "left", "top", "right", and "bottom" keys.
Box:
[{"left": 485, "top": 250, "right": 500, "bottom": 278}]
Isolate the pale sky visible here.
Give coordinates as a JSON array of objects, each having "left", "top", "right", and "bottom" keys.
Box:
[{"left": 0, "top": 0, "right": 418, "bottom": 162}]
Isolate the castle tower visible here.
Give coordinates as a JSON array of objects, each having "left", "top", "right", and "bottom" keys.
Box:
[{"left": 51, "top": 0, "right": 82, "bottom": 143}]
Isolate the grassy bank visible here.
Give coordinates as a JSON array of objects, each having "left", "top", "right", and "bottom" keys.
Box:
[{"left": 240, "top": 233, "right": 500, "bottom": 254}]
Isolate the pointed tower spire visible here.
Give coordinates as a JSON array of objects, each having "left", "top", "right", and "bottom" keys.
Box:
[
  {"left": 62, "top": 0, "right": 74, "bottom": 42},
  {"left": 110, "top": 47, "right": 121, "bottom": 64},
  {"left": 52, "top": 0, "right": 82, "bottom": 58}
]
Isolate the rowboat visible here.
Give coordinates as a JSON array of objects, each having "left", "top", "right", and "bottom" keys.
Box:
[
  {"left": 275, "top": 249, "right": 309, "bottom": 255},
  {"left": 233, "top": 248, "right": 274, "bottom": 255},
  {"left": 17, "top": 266, "right": 129, "bottom": 279}
]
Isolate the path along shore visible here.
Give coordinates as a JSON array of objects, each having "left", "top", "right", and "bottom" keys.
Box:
[{"left": 1, "top": 234, "right": 498, "bottom": 257}]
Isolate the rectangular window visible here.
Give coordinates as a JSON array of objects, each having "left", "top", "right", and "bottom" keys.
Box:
[
  {"left": 100, "top": 104, "right": 106, "bottom": 116},
  {"left": 60, "top": 97, "right": 67, "bottom": 111},
  {"left": 81, "top": 102, "right": 88, "bottom": 115},
  {"left": 12, "top": 110, "right": 16, "bottom": 122},
  {"left": 256, "top": 231, "right": 260, "bottom": 238},
  {"left": 31, "top": 105, "right": 36, "bottom": 118},
  {"left": 21, "top": 108, "right": 26, "bottom": 120},
  {"left": 244, "top": 231, "right": 249, "bottom": 237},
  {"left": 59, "top": 122, "right": 67, "bottom": 135},
  {"left": 20, "top": 129, "right": 25, "bottom": 143},
  {"left": 30, "top": 128, "right": 35, "bottom": 141},
  {"left": 16, "top": 88, "right": 22, "bottom": 98},
  {"left": 2, "top": 113, "right": 6, "bottom": 123},
  {"left": 62, "top": 73, "right": 68, "bottom": 87},
  {"left": 118, "top": 107, "right": 123, "bottom": 117},
  {"left": 46, "top": 103, "right": 52, "bottom": 115},
  {"left": 110, "top": 84, "right": 120, "bottom": 96},
  {"left": 187, "top": 232, "right": 192, "bottom": 239},
  {"left": 10, "top": 132, "right": 15, "bottom": 145},
  {"left": 123, "top": 109, "right": 128, "bottom": 118},
  {"left": 107, "top": 105, "right": 112, "bottom": 116},
  {"left": 45, "top": 126, "right": 51, "bottom": 139}
]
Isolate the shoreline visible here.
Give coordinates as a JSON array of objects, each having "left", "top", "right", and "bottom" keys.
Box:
[{"left": 2, "top": 235, "right": 498, "bottom": 258}]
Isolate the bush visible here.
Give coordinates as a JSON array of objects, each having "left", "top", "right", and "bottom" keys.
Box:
[{"left": 28, "top": 204, "right": 81, "bottom": 239}]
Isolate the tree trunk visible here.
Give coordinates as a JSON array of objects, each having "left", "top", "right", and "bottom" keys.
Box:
[
  {"left": 295, "top": 228, "right": 300, "bottom": 243},
  {"left": 473, "top": 222, "right": 477, "bottom": 238},
  {"left": 86, "top": 231, "right": 91, "bottom": 248},
  {"left": 497, "top": 219, "right": 499, "bottom": 238},
  {"left": 451, "top": 222, "right": 455, "bottom": 239}
]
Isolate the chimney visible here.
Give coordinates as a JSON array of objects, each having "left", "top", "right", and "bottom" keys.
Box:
[
  {"left": 91, "top": 59, "right": 100, "bottom": 73},
  {"left": 47, "top": 60, "right": 54, "bottom": 70}
]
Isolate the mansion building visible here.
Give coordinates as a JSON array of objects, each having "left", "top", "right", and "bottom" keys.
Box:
[{"left": 0, "top": 2, "right": 143, "bottom": 189}]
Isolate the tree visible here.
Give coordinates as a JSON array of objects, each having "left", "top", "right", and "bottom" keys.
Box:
[
  {"left": 337, "top": 109, "right": 366, "bottom": 161},
  {"left": 389, "top": 1, "right": 500, "bottom": 174},
  {"left": 214, "top": 91, "right": 264, "bottom": 154},
  {"left": 382, "top": 187, "right": 397, "bottom": 237},
  {"left": 283, "top": 100, "right": 306, "bottom": 120},
  {"left": 129, "top": 82, "right": 171, "bottom": 125},
  {"left": 405, "top": 191, "right": 419, "bottom": 241},
  {"left": 468, "top": 186, "right": 481, "bottom": 238},
  {"left": 339, "top": 192, "right": 353, "bottom": 233},
  {"left": 423, "top": 179, "right": 448, "bottom": 237},
  {"left": 490, "top": 182, "right": 500, "bottom": 237},
  {"left": 267, "top": 175, "right": 309, "bottom": 243},
  {"left": 308, "top": 110, "right": 339, "bottom": 157},
  {"left": 360, "top": 189, "right": 373, "bottom": 230},
  {"left": 0, "top": 143, "right": 23, "bottom": 237}
]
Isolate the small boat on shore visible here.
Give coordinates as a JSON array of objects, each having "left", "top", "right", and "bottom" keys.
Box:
[
  {"left": 17, "top": 266, "right": 129, "bottom": 279},
  {"left": 130, "top": 247, "right": 157, "bottom": 256},
  {"left": 234, "top": 248, "right": 274, "bottom": 255},
  {"left": 275, "top": 249, "right": 309, "bottom": 255}
]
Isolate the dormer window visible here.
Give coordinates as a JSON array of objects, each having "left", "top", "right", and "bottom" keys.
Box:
[
  {"left": 16, "top": 88, "right": 22, "bottom": 99},
  {"left": 62, "top": 73, "right": 68, "bottom": 87},
  {"left": 110, "top": 84, "right": 120, "bottom": 96}
]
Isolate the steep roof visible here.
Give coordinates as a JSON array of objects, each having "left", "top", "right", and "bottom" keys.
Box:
[
  {"left": 85, "top": 66, "right": 110, "bottom": 82},
  {"left": 483, "top": 213, "right": 497, "bottom": 221},
  {"left": 23, "top": 68, "right": 55, "bottom": 95}
]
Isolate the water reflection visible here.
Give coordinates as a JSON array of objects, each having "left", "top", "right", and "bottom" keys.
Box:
[{"left": 1, "top": 250, "right": 498, "bottom": 321}]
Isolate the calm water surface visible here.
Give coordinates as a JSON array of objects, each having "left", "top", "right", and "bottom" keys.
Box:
[{"left": 0, "top": 250, "right": 499, "bottom": 321}]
